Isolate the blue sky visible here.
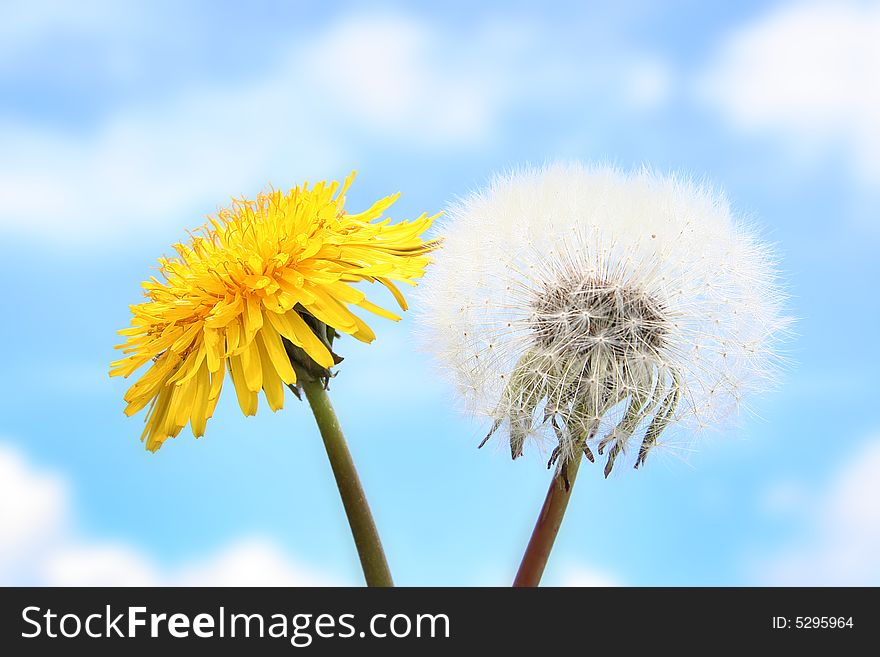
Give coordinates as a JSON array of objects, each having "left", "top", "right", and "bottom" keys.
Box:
[{"left": 1, "top": 0, "right": 879, "bottom": 586}]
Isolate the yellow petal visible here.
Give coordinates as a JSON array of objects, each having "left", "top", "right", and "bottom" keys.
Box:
[
  {"left": 228, "top": 355, "right": 258, "bottom": 416},
  {"left": 258, "top": 321, "right": 297, "bottom": 385},
  {"left": 257, "top": 337, "right": 285, "bottom": 412},
  {"left": 239, "top": 337, "right": 263, "bottom": 393}
]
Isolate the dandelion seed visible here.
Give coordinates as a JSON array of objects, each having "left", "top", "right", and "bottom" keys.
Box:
[{"left": 417, "top": 163, "right": 790, "bottom": 477}]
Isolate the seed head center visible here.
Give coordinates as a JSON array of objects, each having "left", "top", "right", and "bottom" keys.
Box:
[{"left": 530, "top": 277, "right": 668, "bottom": 357}]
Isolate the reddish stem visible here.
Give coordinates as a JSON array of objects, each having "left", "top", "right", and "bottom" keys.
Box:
[{"left": 513, "top": 453, "right": 583, "bottom": 587}]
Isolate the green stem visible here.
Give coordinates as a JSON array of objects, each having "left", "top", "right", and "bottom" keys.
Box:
[
  {"left": 301, "top": 379, "right": 394, "bottom": 587},
  {"left": 513, "top": 452, "right": 584, "bottom": 587}
]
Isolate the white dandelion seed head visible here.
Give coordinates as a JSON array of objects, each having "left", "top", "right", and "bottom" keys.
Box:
[{"left": 416, "top": 163, "right": 790, "bottom": 476}]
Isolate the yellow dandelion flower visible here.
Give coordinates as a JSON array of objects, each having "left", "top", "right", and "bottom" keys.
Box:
[{"left": 111, "top": 172, "right": 439, "bottom": 452}]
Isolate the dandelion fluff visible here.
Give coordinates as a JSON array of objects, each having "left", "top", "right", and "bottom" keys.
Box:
[{"left": 417, "top": 163, "right": 789, "bottom": 476}]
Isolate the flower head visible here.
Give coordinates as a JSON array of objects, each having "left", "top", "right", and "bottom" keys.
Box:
[
  {"left": 111, "top": 172, "right": 438, "bottom": 452},
  {"left": 417, "top": 163, "right": 789, "bottom": 476}
]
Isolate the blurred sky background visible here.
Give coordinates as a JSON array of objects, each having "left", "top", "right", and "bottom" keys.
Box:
[{"left": 2, "top": 0, "right": 879, "bottom": 586}]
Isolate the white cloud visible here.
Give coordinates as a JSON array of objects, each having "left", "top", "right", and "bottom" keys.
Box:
[
  {"left": 0, "top": 0, "right": 147, "bottom": 59},
  {"left": 759, "top": 478, "right": 808, "bottom": 516},
  {"left": 43, "top": 538, "right": 340, "bottom": 587},
  {"left": 621, "top": 57, "right": 673, "bottom": 109},
  {"left": 175, "top": 539, "right": 336, "bottom": 587},
  {"left": 700, "top": 1, "right": 880, "bottom": 185},
  {"left": 299, "top": 15, "right": 497, "bottom": 145},
  {"left": 0, "top": 440, "right": 343, "bottom": 586},
  {"left": 555, "top": 563, "right": 622, "bottom": 587},
  {"left": 0, "top": 77, "right": 347, "bottom": 244},
  {"left": 42, "top": 543, "right": 162, "bottom": 587},
  {"left": 1, "top": 10, "right": 681, "bottom": 245},
  {"left": 0, "top": 13, "right": 512, "bottom": 245},
  {"left": 754, "top": 436, "right": 880, "bottom": 585},
  {"left": 0, "top": 443, "right": 68, "bottom": 574}
]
